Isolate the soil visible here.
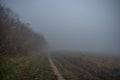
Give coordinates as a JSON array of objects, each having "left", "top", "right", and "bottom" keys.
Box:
[{"left": 48, "top": 54, "right": 65, "bottom": 80}]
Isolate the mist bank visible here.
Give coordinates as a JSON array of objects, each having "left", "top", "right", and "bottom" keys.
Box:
[
  {"left": 49, "top": 50, "right": 120, "bottom": 59},
  {"left": 4, "top": 0, "right": 120, "bottom": 55}
]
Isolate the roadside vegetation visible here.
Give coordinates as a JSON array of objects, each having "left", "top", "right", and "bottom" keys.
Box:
[{"left": 0, "top": 54, "right": 55, "bottom": 80}]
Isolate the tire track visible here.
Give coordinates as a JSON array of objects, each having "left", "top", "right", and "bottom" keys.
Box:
[{"left": 48, "top": 54, "right": 65, "bottom": 80}]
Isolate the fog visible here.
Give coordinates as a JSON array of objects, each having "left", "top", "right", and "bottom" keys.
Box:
[{"left": 4, "top": 0, "right": 120, "bottom": 55}]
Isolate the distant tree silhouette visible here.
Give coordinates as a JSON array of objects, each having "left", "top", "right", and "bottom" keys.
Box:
[{"left": 0, "top": 4, "right": 47, "bottom": 56}]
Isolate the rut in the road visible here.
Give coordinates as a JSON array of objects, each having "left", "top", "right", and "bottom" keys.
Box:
[{"left": 48, "top": 54, "right": 65, "bottom": 80}]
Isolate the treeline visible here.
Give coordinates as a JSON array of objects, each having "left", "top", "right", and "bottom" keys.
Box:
[{"left": 0, "top": 4, "right": 47, "bottom": 56}]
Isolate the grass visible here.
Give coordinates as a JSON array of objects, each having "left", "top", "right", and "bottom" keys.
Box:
[
  {"left": 0, "top": 54, "right": 55, "bottom": 80},
  {"left": 38, "top": 55, "right": 55, "bottom": 80},
  {"left": 0, "top": 56, "right": 29, "bottom": 80}
]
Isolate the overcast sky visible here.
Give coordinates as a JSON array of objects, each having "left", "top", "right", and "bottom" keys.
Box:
[{"left": 3, "top": 0, "right": 120, "bottom": 54}]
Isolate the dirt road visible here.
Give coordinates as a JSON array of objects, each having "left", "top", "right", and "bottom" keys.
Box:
[{"left": 48, "top": 54, "right": 65, "bottom": 80}]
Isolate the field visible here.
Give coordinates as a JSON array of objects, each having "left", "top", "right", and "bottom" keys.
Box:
[
  {"left": 51, "top": 51, "right": 120, "bottom": 80},
  {"left": 0, "top": 52, "right": 120, "bottom": 80}
]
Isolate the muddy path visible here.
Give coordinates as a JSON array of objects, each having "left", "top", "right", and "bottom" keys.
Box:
[{"left": 48, "top": 54, "right": 65, "bottom": 80}]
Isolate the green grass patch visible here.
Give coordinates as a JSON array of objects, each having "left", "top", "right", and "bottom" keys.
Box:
[
  {"left": 0, "top": 56, "right": 29, "bottom": 80},
  {"left": 0, "top": 55, "right": 55, "bottom": 80}
]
